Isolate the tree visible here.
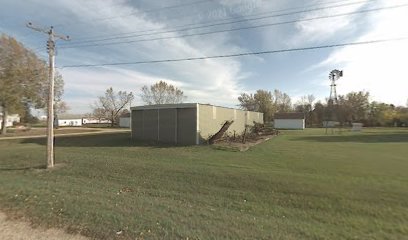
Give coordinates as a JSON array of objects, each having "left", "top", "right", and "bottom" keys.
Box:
[
  {"left": 54, "top": 101, "right": 70, "bottom": 115},
  {"left": 93, "top": 87, "right": 134, "bottom": 127},
  {"left": 273, "top": 89, "right": 292, "bottom": 112},
  {"left": 0, "top": 34, "right": 62, "bottom": 134},
  {"left": 345, "top": 91, "right": 370, "bottom": 122},
  {"left": 311, "top": 101, "right": 325, "bottom": 126},
  {"left": 295, "top": 94, "right": 315, "bottom": 127},
  {"left": 36, "top": 71, "right": 65, "bottom": 111},
  {"left": 141, "top": 81, "right": 186, "bottom": 105},
  {"left": 238, "top": 90, "right": 275, "bottom": 122}
]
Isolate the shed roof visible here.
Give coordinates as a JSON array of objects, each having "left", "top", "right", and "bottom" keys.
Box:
[
  {"left": 274, "top": 112, "right": 304, "bottom": 119},
  {"left": 131, "top": 103, "right": 197, "bottom": 110},
  {"left": 131, "top": 103, "right": 263, "bottom": 114}
]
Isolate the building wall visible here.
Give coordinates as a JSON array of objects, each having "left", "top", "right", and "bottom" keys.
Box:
[
  {"left": 131, "top": 104, "right": 263, "bottom": 145},
  {"left": 176, "top": 108, "right": 197, "bottom": 145},
  {"left": 142, "top": 109, "right": 159, "bottom": 141},
  {"left": 0, "top": 114, "right": 20, "bottom": 128},
  {"left": 119, "top": 117, "right": 130, "bottom": 128},
  {"left": 132, "top": 110, "right": 144, "bottom": 140},
  {"left": 8, "top": 114, "right": 20, "bottom": 126},
  {"left": 197, "top": 104, "right": 263, "bottom": 143},
  {"left": 131, "top": 108, "right": 196, "bottom": 144},
  {"left": 83, "top": 118, "right": 111, "bottom": 124},
  {"left": 58, "top": 119, "right": 82, "bottom": 127},
  {"left": 274, "top": 119, "right": 305, "bottom": 129}
]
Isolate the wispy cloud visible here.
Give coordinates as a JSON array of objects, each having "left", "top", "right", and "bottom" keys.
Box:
[
  {"left": 2, "top": 0, "right": 407, "bottom": 113},
  {"left": 30, "top": 0, "right": 252, "bottom": 113},
  {"left": 308, "top": 0, "right": 408, "bottom": 105},
  {"left": 290, "top": 0, "right": 371, "bottom": 45}
]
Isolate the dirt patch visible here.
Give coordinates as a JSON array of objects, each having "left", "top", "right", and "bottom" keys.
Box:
[
  {"left": 213, "top": 135, "right": 275, "bottom": 151},
  {"left": 0, "top": 211, "right": 88, "bottom": 240}
]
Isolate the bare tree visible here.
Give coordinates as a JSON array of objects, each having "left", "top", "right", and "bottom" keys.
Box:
[
  {"left": 295, "top": 94, "right": 315, "bottom": 127},
  {"left": 273, "top": 89, "right": 292, "bottom": 112},
  {"left": 54, "top": 101, "right": 70, "bottom": 115},
  {"left": 141, "top": 81, "right": 186, "bottom": 105},
  {"left": 307, "top": 94, "right": 316, "bottom": 110},
  {"left": 93, "top": 87, "right": 134, "bottom": 127}
]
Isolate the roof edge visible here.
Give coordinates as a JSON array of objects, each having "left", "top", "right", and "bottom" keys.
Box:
[{"left": 130, "top": 103, "right": 264, "bottom": 114}]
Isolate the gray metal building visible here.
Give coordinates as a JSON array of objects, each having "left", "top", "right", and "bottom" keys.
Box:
[{"left": 131, "top": 103, "right": 263, "bottom": 145}]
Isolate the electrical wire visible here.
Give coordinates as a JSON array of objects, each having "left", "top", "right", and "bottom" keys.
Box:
[
  {"left": 70, "top": 0, "right": 374, "bottom": 42},
  {"left": 60, "top": 37, "right": 408, "bottom": 68},
  {"left": 63, "top": 0, "right": 373, "bottom": 46},
  {"left": 53, "top": 0, "right": 214, "bottom": 28},
  {"left": 58, "top": 4, "right": 408, "bottom": 50}
]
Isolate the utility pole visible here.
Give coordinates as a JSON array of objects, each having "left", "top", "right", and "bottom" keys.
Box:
[{"left": 27, "top": 22, "right": 69, "bottom": 168}]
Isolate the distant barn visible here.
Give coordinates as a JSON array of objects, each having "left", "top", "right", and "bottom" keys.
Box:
[
  {"left": 131, "top": 103, "right": 263, "bottom": 145},
  {"left": 274, "top": 112, "right": 305, "bottom": 130}
]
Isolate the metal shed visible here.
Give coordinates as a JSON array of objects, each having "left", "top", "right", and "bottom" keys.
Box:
[{"left": 131, "top": 103, "right": 263, "bottom": 145}]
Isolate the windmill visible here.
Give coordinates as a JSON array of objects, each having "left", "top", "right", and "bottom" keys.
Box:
[{"left": 325, "top": 69, "right": 343, "bottom": 134}]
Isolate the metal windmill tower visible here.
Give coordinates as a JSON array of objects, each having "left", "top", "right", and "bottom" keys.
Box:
[
  {"left": 329, "top": 69, "right": 343, "bottom": 104},
  {"left": 325, "top": 69, "right": 343, "bottom": 134}
]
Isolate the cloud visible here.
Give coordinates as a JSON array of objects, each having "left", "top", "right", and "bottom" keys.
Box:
[
  {"left": 290, "top": 0, "right": 371, "bottom": 45},
  {"left": 34, "top": 0, "right": 253, "bottom": 113},
  {"left": 309, "top": 0, "right": 408, "bottom": 105}
]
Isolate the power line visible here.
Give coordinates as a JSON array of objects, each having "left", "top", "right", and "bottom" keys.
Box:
[
  {"left": 60, "top": 37, "right": 408, "bottom": 68},
  {"left": 54, "top": 0, "right": 214, "bottom": 28},
  {"left": 63, "top": 0, "right": 373, "bottom": 46},
  {"left": 69, "top": 0, "right": 373, "bottom": 42},
  {"left": 59, "top": 4, "right": 408, "bottom": 50}
]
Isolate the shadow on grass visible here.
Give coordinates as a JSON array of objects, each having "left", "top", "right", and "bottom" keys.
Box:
[
  {"left": 21, "top": 132, "right": 191, "bottom": 148},
  {"left": 0, "top": 164, "right": 46, "bottom": 171},
  {"left": 291, "top": 133, "right": 408, "bottom": 143}
]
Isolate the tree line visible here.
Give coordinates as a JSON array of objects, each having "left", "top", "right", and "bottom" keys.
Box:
[
  {"left": 2, "top": 34, "right": 406, "bottom": 131},
  {"left": 239, "top": 90, "right": 408, "bottom": 127}
]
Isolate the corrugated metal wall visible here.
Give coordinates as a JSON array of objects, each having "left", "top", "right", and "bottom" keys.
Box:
[{"left": 131, "top": 108, "right": 197, "bottom": 145}]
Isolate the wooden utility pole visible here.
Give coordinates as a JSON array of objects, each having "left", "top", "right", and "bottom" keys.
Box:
[{"left": 26, "top": 22, "right": 69, "bottom": 168}]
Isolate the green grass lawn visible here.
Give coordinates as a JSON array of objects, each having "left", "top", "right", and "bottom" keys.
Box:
[{"left": 0, "top": 128, "right": 407, "bottom": 239}]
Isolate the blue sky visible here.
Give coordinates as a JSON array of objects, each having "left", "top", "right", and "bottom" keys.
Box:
[{"left": 1, "top": 0, "right": 407, "bottom": 114}]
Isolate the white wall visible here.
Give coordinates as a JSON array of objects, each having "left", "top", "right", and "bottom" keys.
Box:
[
  {"left": 58, "top": 119, "right": 82, "bottom": 127},
  {"left": 119, "top": 117, "right": 130, "bottom": 128},
  {"left": 0, "top": 114, "right": 21, "bottom": 128},
  {"left": 274, "top": 119, "right": 305, "bottom": 129},
  {"left": 82, "top": 118, "right": 111, "bottom": 124}
]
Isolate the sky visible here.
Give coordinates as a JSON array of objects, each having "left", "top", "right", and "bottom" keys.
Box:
[{"left": 1, "top": 0, "right": 407, "bottom": 114}]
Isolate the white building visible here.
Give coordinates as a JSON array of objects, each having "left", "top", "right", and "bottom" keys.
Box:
[
  {"left": 119, "top": 113, "right": 130, "bottom": 128},
  {"left": 56, "top": 114, "right": 83, "bottom": 127},
  {"left": 274, "top": 112, "right": 305, "bottom": 130},
  {"left": 0, "top": 113, "right": 21, "bottom": 129},
  {"left": 82, "top": 118, "right": 111, "bottom": 124},
  {"left": 56, "top": 114, "right": 112, "bottom": 127},
  {"left": 57, "top": 118, "right": 83, "bottom": 127}
]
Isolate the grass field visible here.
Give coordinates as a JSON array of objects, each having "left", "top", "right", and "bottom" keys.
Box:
[{"left": 0, "top": 128, "right": 407, "bottom": 239}]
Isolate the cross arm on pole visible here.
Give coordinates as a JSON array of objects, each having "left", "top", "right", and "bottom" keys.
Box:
[{"left": 26, "top": 22, "right": 49, "bottom": 34}]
